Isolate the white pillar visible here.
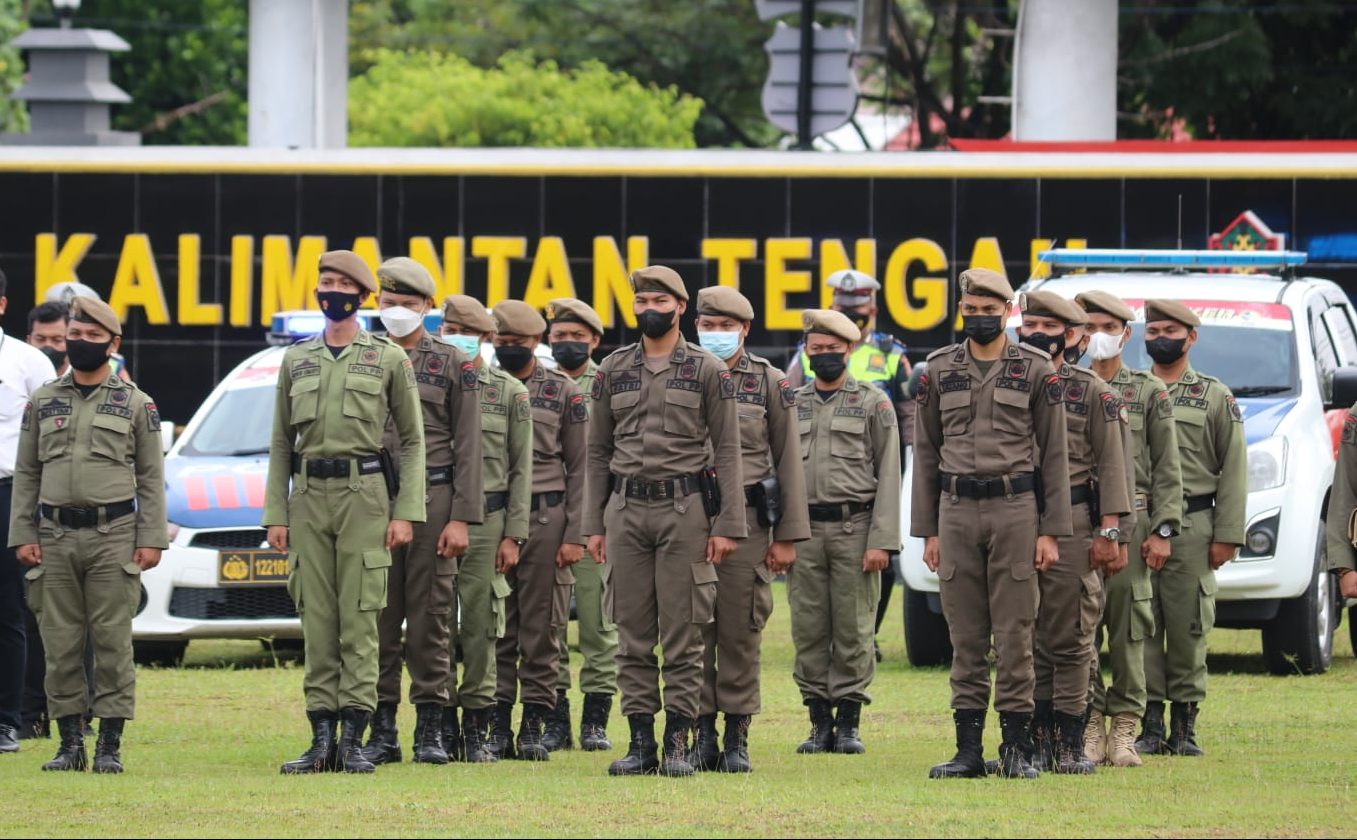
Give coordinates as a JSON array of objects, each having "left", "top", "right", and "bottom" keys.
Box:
[
  {"left": 248, "top": 0, "right": 348, "bottom": 148},
  {"left": 1012, "top": 0, "right": 1117, "bottom": 141}
]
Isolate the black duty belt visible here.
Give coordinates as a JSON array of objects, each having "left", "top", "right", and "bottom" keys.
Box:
[
  {"left": 427, "top": 466, "right": 454, "bottom": 487},
  {"left": 940, "top": 471, "right": 1037, "bottom": 500},
  {"left": 807, "top": 501, "right": 874, "bottom": 522},
  {"left": 484, "top": 492, "right": 508, "bottom": 514},
  {"left": 531, "top": 491, "right": 565, "bottom": 511},
  {"left": 291, "top": 453, "right": 383, "bottom": 480},
  {"left": 40, "top": 500, "right": 135, "bottom": 530},
  {"left": 1070, "top": 484, "right": 1095, "bottom": 508},
  {"left": 618, "top": 474, "right": 701, "bottom": 501},
  {"left": 1185, "top": 494, "right": 1216, "bottom": 515}
]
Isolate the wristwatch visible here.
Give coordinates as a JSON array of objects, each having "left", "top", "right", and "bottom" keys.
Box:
[
  {"left": 1155, "top": 523, "right": 1176, "bottom": 539},
  {"left": 1097, "top": 527, "right": 1120, "bottom": 542},
  {"left": 511, "top": 537, "right": 527, "bottom": 547}
]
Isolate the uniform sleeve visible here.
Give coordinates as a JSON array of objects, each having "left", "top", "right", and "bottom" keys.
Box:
[
  {"left": 909, "top": 367, "right": 943, "bottom": 537},
  {"left": 705, "top": 366, "right": 748, "bottom": 539},
  {"left": 582, "top": 367, "right": 613, "bottom": 537},
  {"left": 559, "top": 378, "right": 588, "bottom": 546},
  {"left": 503, "top": 388, "right": 533, "bottom": 542},
  {"left": 388, "top": 350, "right": 427, "bottom": 523},
  {"left": 893, "top": 354, "right": 915, "bottom": 451},
  {"left": 1118, "top": 419, "right": 1136, "bottom": 543},
  {"left": 1091, "top": 382, "right": 1131, "bottom": 517},
  {"left": 867, "top": 392, "right": 902, "bottom": 552},
  {"left": 448, "top": 354, "right": 485, "bottom": 524},
  {"left": 1032, "top": 362, "right": 1073, "bottom": 537},
  {"left": 262, "top": 358, "right": 294, "bottom": 527},
  {"left": 1211, "top": 392, "right": 1248, "bottom": 545},
  {"left": 8, "top": 400, "right": 40, "bottom": 546},
  {"left": 766, "top": 369, "right": 810, "bottom": 542},
  {"left": 132, "top": 394, "right": 169, "bottom": 549},
  {"left": 1325, "top": 411, "right": 1357, "bottom": 573},
  {"left": 1146, "top": 383, "right": 1184, "bottom": 534}
]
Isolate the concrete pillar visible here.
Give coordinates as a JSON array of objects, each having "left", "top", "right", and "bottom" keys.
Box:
[
  {"left": 1012, "top": 0, "right": 1117, "bottom": 141},
  {"left": 248, "top": 0, "right": 348, "bottom": 148}
]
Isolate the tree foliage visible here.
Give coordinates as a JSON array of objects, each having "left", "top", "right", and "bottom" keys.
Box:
[{"left": 0, "top": 0, "right": 28, "bottom": 133}]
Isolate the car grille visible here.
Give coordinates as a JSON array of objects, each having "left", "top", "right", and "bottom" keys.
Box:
[
  {"left": 168, "top": 586, "right": 297, "bottom": 621},
  {"left": 189, "top": 529, "right": 269, "bottom": 549}
]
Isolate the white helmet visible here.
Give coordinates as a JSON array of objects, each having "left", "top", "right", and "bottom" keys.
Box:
[{"left": 44, "top": 282, "right": 101, "bottom": 304}]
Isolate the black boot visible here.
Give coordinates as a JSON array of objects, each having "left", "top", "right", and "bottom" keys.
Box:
[
  {"left": 360, "top": 701, "right": 401, "bottom": 765},
  {"left": 607, "top": 713, "right": 658, "bottom": 776},
  {"left": 692, "top": 713, "right": 721, "bottom": 771},
  {"left": 91, "top": 718, "right": 125, "bottom": 774},
  {"left": 338, "top": 708, "right": 375, "bottom": 773},
  {"left": 1052, "top": 711, "right": 1096, "bottom": 775},
  {"left": 1167, "top": 702, "right": 1203, "bottom": 757},
  {"left": 795, "top": 699, "right": 835, "bottom": 754},
  {"left": 487, "top": 701, "right": 515, "bottom": 760},
  {"left": 440, "top": 706, "right": 464, "bottom": 762},
  {"left": 580, "top": 693, "right": 613, "bottom": 752},
  {"left": 721, "top": 714, "right": 752, "bottom": 773},
  {"left": 929, "top": 709, "right": 987, "bottom": 779},
  {"left": 41, "top": 715, "right": 87, "bottom": 772},
  {"left": 659, "top": 713, "right": 695, "bottom": 777},
  {"left": 516, "top": 703, "right": 551, "bottom": 761},
  {"left": 411, "top": 703, "right": 449, "bottom": 764},
  {"left": 1030, "top": 700, "right": 1055, "bottom": 771},
  {"left": 461, "top": 707, "right": 498, "bottom": 763},
  {"left": 542, "top": 690, "right": 573, "bottom": 752},
  {"left": 279, "top": 710, "right": 337, "bottom": 774},
  {"left": 833, "top": 701, "right": 866, "bottom": 754},
  {"left": 996, "top": 712, "right": 1040, "bottom": 779},
  {"left": 1135, "top": 701, "right": 1167, "bottom": 755}
]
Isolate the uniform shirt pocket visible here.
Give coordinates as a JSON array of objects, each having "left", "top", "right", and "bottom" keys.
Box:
[
  {"left": 611, "top": 389, "right": 643, "bottom": 438},
  {"left": 289, "top": 375, "right": 322, "bottom": 424},
  {"left": 342, "top": 373, "right": 384, "bottom": 420},
  {"left": 992, "top": 387, "right": 1030, "bottom": 438},
  {"left": 37, "top": 419, "right": 71, "bottom": 461},
  {"left": 90, "top": 413, "right": 133, "bottom": 462},
  {"left": 829, "top": 414, "right": 867, "bottom": 460},
  {"left": 940, "top": 390, "right": 972, "bottom": 436},
  {"left": 662, "top": 387, "right": 703, "bottom": 438}
]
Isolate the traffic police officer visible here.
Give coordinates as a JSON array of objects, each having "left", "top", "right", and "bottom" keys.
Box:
[
  {"left": 1076, "top": 290, "right": 1182, "bottom": 768},
  {"left": 542, "top": 297, "right": 619, "bottom": 752},
  {"left": 789, "top": 309, "right": 899, "bottom": 757},
  {"left": 1136, "top": 299, "right": 1246, "bottom": 757},
  {"left": 913, "top": 268, "right": 1071, "bottom": 780},
  {"left": 266, "top": 251, "right": 427, "bottom": 775},
  {"left": 438, "top": 294, "right": 533, "bottom": 763},
  {"left": 1016, "top": 291, "right": 1131, "bottom": 774},
  {"left": 491, "top": 300, "right": 587, "bottom": 761},
  {"left": 1325, "top": 403, "right": 1357, "bottom": 622},
  {"left": 12, "top": 297, "right": 165, "bottom": 774},
  {"left": 360, "top": 259, "right": 483, "bottom": 767},
  {"left": 583, "top": 265, "right": 746, "bottom": 778}
]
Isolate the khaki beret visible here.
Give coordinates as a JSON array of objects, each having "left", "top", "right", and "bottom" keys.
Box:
[
  {"left": 377, "top": 257, "right": 436, "bottom": 299},
  {"left": 958, "top": 268, "right": 1013, "bottom": 302},
  {"left": 492, "top": 300, "right": 547, "bottom": 337},
  {"left": 1144, "top": 298, "right": 1201, "bottom": 328},
  {"left": 70, "top": 296, "right": 121, "bottom": 337},
  {"left": 441, "top": 294, "right": 495, "bottom": 334},
  {"left": 1019, "top": 290, "right": 1087, "bottom": 326},
  {"left": 826, "top": 269, "right": 880, "bottom": 307},
  {"left": 801, "top": 309, "right": 860, "bottom": 344},
  {"left": 318, "top": 250, "right": 377, "bottom": 294},
  {"left": 1075, "top": 289, "right": 1136, "bottom": 324},
  {"left": 545, "top": 298, "right": 603, "bottom": 335},
  {"left": 629, "top": 265, "right": 688, "bottom": 301},
  {"left": 696, "top": 286, "right": 755, "bottom": 322}
]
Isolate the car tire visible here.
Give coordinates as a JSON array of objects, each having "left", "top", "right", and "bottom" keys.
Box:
[
  {"left": 1261, "top": 523, "right": 1334, "bottom": 676},
  {"left": 903, "top": 584, "right": 952, "bottom": 667},
  {"left": 133, "top": 640, "right": 187, "bottom": 667}
]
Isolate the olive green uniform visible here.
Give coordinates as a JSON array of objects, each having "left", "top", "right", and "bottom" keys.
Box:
[
  {"left": 789, "top": 376, "right": 899, "bottom": 705},
  {"left": 1326, "top": 407, "right": 1357, "bottom": 578},
  {"left": 263, "top": 331, "right": 426, "bottom": 714},
  {"left": 376, "top": 337, "right": 483, "bottom": 707},
  {"left": 12, "top": 373, "right": 167, "bottom": 721},
  {"left": 1146, "top": 367, "right": 1246, "bottom": 704}
]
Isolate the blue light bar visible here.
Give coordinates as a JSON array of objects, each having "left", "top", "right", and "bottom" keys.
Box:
[{"left": 1038, "top": 248, "right": 1308, "bottom": 270}]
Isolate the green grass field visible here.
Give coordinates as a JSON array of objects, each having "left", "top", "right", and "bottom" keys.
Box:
[{"left": 2, "top": 584, "right": 1355, "bottom": 838}]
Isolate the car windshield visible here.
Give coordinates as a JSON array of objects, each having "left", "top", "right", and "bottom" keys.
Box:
[
  {"left": 1118, "top": 323, "right": 1299, "bottom": 397},
  {"left": 179, "top": 386, "right": 275, "bottom": 457}
]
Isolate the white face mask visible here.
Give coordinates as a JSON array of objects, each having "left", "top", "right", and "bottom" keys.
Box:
[
  {"left": 1087, "top": 330, "right": 1124, "bottom": 361},
  {"left": 379, "top": 306, "right": 424, "bottom": 338}
]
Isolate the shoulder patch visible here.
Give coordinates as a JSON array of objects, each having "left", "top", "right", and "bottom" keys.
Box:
[
  {"left": 1045, "top": 373, "right": 1063, "bottom": 405},
  {"left": 569, "top": 393, "right": 588, "bottom": 424},
  {"left": 915, "top": 372, "right": 931, "bottom": 406},
  {"left": 719, "top": 369, "right": 736, "bottom": 399},
  {"left": 145, "top": 402, "right": 162, "bottom": 432},
  {"left": 591, "top": 370, "right": 605, "bottom": 402},
  {"left": 877, "top": 400, "right": 895, "bottom": 427},
  {"left": 514, "top": 390, "right": 531, "bottom": 422},
  {"left": 20, "top": 401, "right": 30, "bottom": 432},
  {"left": 402, "top": 357, "right": 416, "bottom": 387},
  {"left": 1154, "top": 388, "right": 1174, "bottom": 419},
  {"left": 1345, "top": 414, "right": 1357, "bottom": 446},
  {"left": 1226, "top": 394, "right": 1242, "bottom": 423},
  {"left": 1100, "top": 391, "right": 1120, "bottom": 422},
  {"left": 779, "top": 377, "right": 795, "bottom": 408},
  {"left": 460, "top": 361, "right": 478, "bottom": 391}
]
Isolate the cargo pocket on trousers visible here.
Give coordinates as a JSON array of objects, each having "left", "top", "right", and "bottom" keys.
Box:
[
  {"left": 491, "top": 573, "right": 512, "bottom": 638},
  {"left": 1078, "top": 570, "right": 1103, "bottom": 637},
  {"left": 690, "top": 561, "right": 719, "bottom": 624},
  {"left": 1194, "top": 574, "right": 1217, "bottom": 636},
  {"left": 286, "top": 552, "right": 303, "bottom": 613},
  {"left": 24, "top": 566, "right": 44, "bottom": 616},
  {"left": 552, "top": 564, "right": 575, "bottom": 630},
  {"left": 1130, "top": 576, "right": 1154, "bottom": 641},
  {"left": 600, "top": 561, "right": 616, "bottom": 631},
  {"left": 121, "top": 560, "right": 142, "bottom": 616},
  {"left": 359, "top": 548, "right": 392, "bottom": 611},
  {"left": 750, "top": 562, "right": 776, "bottom": 631},
  {"left": 428, "top": 553, "right": 456, "bottom": 615}
]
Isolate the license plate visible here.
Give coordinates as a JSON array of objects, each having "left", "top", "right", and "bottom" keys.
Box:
[{"left": 218, "top": 550, "right": 290, "bottom": 586}]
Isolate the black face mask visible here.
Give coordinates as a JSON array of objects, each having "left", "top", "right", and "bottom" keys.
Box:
[
  {"left": 1062, "top": 343, "right": 1086, "bottom": 366},
  {"left": 636, "top": 308, "right": 676, "bottom": 339},
  {"left": 39, "top": 346, "right": 65, "bottom": 371},
  {"left": 841, "top": 310, "right": 871, "bottom": 334},
  {"left": 1145, "top": 336, "right": 1188, "bottom": 365},
  {"left": 66, "top": 339, "right": 112, "bottom": 373},
  {"left": 1019, "top": 331, "right": 1066, "bottom": 360},
  {"left": 962, "top": 314, "right": 1005, "bottom": 346},
  {"left": 808, "top": 352, "right": 848, "bottom": 382},
  {"left": 317, "top": 290, "right": 364, "bottom": 322},
  {"left": 495, "top": 344, "right": 534, "bottom": 372},
  {"left": 550, "top": 341, "right": 591, "bottom": 370}
]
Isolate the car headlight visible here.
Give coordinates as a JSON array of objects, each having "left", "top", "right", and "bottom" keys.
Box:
[{"left": 1247, "top": 436, "right": 1287, "bottom": 492}]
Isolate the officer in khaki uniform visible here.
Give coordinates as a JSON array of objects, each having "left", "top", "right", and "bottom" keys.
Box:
[
  {"left": 1015, "top": 291, "right": 1131, "bottom": 775},
  {"left": 265, "top": 251, "right": 427, "bottom": 775},
  {"left": 437, "top": 295, "right": 533, "bottom": 763},
  {"left": 789, "top": 309, "right": 899, "bottom": 757},
  {"left": 912, "top": 268, "right": 1071, "bottom": 780},
  {"left": 1136, "top": 299, "right": 1246, "bottom": 757},
  {"left": 1076, "top": 289, "right": 1183, "bottom": 768},
  {"left": 490, "top": 300, "right": 587, "bottom": 761},
  {"left": 583, "top": 266, "right": 746, "bottom": 778},
  {"left": 359, "top": 259, "right": 483, "bottom": 767},
  {"left": 12, "top": 297, "right": 166, "bottom": 774},
  {"left": 690, "top": 287, "right": 810, "bottom": 773},
  {"left": 543, "top": 297, "right": 618, "bottom": 752},
  {"left": 1324, "top": 404, "right": 1357, "bottom": 614}
]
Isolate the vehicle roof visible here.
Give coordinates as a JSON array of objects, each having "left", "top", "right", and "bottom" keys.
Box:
[{"left": 1027, "top": 272, "right": 1332, "bottom": 305}]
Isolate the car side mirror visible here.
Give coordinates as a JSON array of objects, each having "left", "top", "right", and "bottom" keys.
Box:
[
  {"left": 1327, "top": 367, "right": 1357, "bottom": 412},
  {"left": 160, "top": 422, "right": 176, "bottom": 453}
]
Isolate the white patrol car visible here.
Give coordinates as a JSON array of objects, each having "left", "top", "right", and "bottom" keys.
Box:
[{"left": 901, "top": 249, "right": 1354, "bottom": 676}]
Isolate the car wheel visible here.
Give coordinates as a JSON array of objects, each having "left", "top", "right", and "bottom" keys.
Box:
[
  {"left": 1261, "top": 523, "right": 1333, "bottom": 676},
  {"left": 133, "top": 640, "right": 187, "bottom": 667},
  {"left": 903, "top": 584, "right": 952, "bottom": 667}
]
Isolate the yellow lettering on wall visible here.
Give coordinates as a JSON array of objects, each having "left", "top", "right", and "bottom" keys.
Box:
[
  {"left": 701, "top": 238, "right": 757, "bottom": 290},
  {"left": 177, "top": 235, "right": 222, "bottom": 326},
  {"left": 523, "top": 237, "right": 576, "bottom": 311},
  {"left": 34, "top": 233, "right": 96, "bottom": 301},
  {"left": 592, "top": 236, "right": 648, "bottom": 329},
  {"left": 108, "top": 234, "right": 170, "bottom": 325},
  {"left": 229, "top": 236, "right": 254, "bottom": 327},
  {"left": 472, "top": 236, "right": 527, "bottom": 307},
  {"left": 882, "top": 238, "right": 949, "bottom": 331},
  {"left": 261, "top": 235, "right": 326, "bottom": 322},
  {"left": 818, "top": 239, "right": 878, "bottom": 308},
  {"left": 1030, "top": 237, "right": 1086, "bottom": 279},
  {"left": 351, "top": 237, "right": 383, "bottom": 308},
  {"left": 764, "top": 238, "right": 814, "bottom": 331},
  {"left": 408, "top": 236, "right": 464, "bottom": 301}
]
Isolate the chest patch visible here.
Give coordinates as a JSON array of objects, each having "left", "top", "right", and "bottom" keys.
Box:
[
  {"left": 940, "top": 370, "right": 970, "bottom": 394},
  {"left": 38, "top": 398, "right": 71, "bottom": 420},
  {"left": 541, "top": 379, "right": 561, "bottom": 401},
  {"left": 610, "top": 370, "right": 641, "bottom": 394},
  {"left": 1175, "top": 397, "right": 1209, "bottom": 411},
  {"left": 997, "top": 361, "right": 1032, "bottom": 393}
]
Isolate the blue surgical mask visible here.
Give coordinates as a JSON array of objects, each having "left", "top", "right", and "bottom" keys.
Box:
[
  {"left": 698, "top": 331, "right": 741, "bottom": 360},
  {"left": 439, "top": 334, "right": 482, "bottom": 358}
]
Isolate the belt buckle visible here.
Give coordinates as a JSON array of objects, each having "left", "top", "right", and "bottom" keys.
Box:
[{"left": 655, "top": 481, "right": 672, "bottom": 500}]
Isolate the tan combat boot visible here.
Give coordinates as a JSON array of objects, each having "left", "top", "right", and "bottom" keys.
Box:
[
  {"left": 1108, "top": 712, "right": 1143, "bottom": 767},
  {"left": 1083, "top": 709, "right": 1107, "bottom": 764}
]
